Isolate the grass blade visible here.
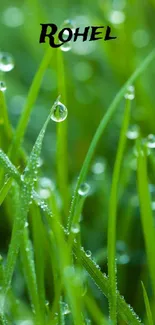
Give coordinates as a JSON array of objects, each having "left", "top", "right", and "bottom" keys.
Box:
[
  {"left": 8, "top": 47, "right": 53, "bottom": 161},
  {"left": 141, "top": 282, "right": 153, "bottom": 325},
  {"left": 137, "top": 142, "right": 155, "bottom": 298},
  {"left": 108, "top": 99, "right": 131, "bottom": 323}
]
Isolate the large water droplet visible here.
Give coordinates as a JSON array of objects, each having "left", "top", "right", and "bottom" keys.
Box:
[
  {"left": 0, "top": 81, "right": 6, "bottom": 92},
  {"left": 147, "top": 134, "right": 155, "bottom": 148},
  {"left": 38, "top": 188, "right": 51, "bottom": 199},
  {"left": 126, "top": 125, "right": 139, "bottom": 140},
  {"left": 51, "top": 101, "right": 68, "bottom": 122},
  {"left": 78, "top": 183, "right": 90, "bottom": 196},
  {"left": 124, "top": 85, "right": 135, "bottom": 100},
  {"left": 0, "top": 52, "right": 14, "bottom": 72}
]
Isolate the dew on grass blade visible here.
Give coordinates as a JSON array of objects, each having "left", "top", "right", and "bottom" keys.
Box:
[
  {"left": 51, "top": 101, "right": 68, "bottom": 122},
  {"left": 71, "top": 223, "right": 80, "bottom": 234},
  {"left": 61, "top": 302, "right": 70, "bottom": 315},
  {"left": 0, "top": 81, "right": 6, "bottom": 92},
  {"left": 124, "top": 85, "right": 135, "bottom": 100},
  {"left": 60, "top": 19, "right": 75, "bottom": 52},
  {"left": 24, "top": 221, "right": 29, "bottom": 228},
  {"left": 0, "top": 52, "right": 14, "bottom": 72},
  {"left": 78, "top": 183, "right": 90, "bottom": 196},
  {"left": 126, "top": 125, "right": 139, "bottom": 140},
  {"left": 147, "top": 134, "right": 155, "bottom": 148},
  {"left": 85, "top": 250, "right": 92, "bottom": 257}
]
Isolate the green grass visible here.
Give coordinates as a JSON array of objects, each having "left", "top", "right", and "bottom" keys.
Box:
[
  {"left": 1, "top": 1, "right": 155, "bottom": 323},
  {"left": 0, "top": 45, "right": 155, "bottom": 324}
]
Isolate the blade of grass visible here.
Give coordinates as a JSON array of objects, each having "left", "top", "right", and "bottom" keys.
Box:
[
  {"left": 67, "top": 48, "right": 155, "bottom": 231},
  {"left": 20, "top": 228, "right": 43, "bottom": 325},
  {"left": 141, "top": 282, "right": 153, "bottom": 325},
  {"left": 108, "top": 99, "right": 131, "bottom": 323},
  {"left": 0, "top": 91, "right": 12, "bottom": 151},
  {"left": 137, "top": 142, "right": 155, "bottom": 298},
  {"left": 4, "top": 97, "right": 58, "bottom": 298},
  {"left": 56, "top": 48, "right": 69, "bottom": 220},
  {"left": 8, "top": 46, "right": 53, "bottom": 162}
]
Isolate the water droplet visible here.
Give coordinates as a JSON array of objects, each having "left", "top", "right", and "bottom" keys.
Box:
[
  {"left": 51, "top": 101, "right": 68, "bottom": 122},
  {"left": 78, "top": 183, "right": 90, "bottom": 196},
  {"left": 124, "top": 85, "right": 135, "bottom": 100},
  {"left": 71, "top": 223, "right": 80, "bottom": 234},
  {"left": 60, "top": 20, "right": 75, "bottom": 52},
  {"left": 0, "top": 81, "right": 6, "bottom": 92},
  {"left": 85, "top": 250, "right": 92, "bottom": 257},
  {"left": 24, "top": 221, "right": 29, "bottom": 228},
  {"left": 91, "top": 158, "right": 106, "bottom": 174},
  {"left": 126, "top": 125, "right": 139, "bottom": 140},
  {"left": 147, "top": 134, "right": 155, "bottom": 148},
  {"left": 108, "top": 10, "right": 125, "bottom": 25},
  {"left": 61, "top": 302, "right": 70, "bottom": 315},
  {"left": 0, "top": 52, "right": 14, "bottom": 72}
]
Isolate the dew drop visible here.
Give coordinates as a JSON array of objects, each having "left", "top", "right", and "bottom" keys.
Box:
[
  {"left": 124, "top": 85, "right": 135, "bottom": 100},
  {"left": 0, "top": 81, "right": 6, "bottom": 92},
  {"left": 78, "top": 183, "right": 90, "bottom": 196},
  {"left": 61, "top": 302, "right": 70, "bottom": 315},
  {"left": 51, "top": 101, "right": 68, "bottom": 122},
  {"left": 24, "top": 221, "right": 29, "bottom": 228},
  {"left": 0, "top": 52, "right": 14, "bottom": 72},
  {"left": 126, "top": 125, "right": 139, "bottom": 140},
  {"left": 60, "top": 19, "right": 75, "bottom": 52},
  {"left": 85, "top": 250, "right": 92, "bottom": 257},
  {"left": 71, "top": 223, "right": 80, "bottom": 234},
  {"left": 147, "top": 134, "right": 155, "bottom": 148}
]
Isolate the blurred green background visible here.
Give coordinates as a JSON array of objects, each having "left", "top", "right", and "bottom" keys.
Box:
[{"left": 1, "top": 0, "right": 155, "bottom": 322}]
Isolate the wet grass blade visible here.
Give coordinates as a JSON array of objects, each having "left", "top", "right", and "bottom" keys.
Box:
[
  {"left": 4, "top": 97, "right": 58, "bottom": 298},
  {"left": 8, "top": 47, "right": 53, "bottom": 161},
  {"left": 67, "top": 48, "right": 155, "bottom": 231},
  {"left": 108, "top": 99, "right": 131, "bottom": 323},
  {"left": 137, "top": 143, "right": 155, "bottom": 298},
  {"left": 141, "top": 282, "right": 153, "bottom": 325},
  {"left": 56, "top": 49, "right": 69, "bottom": 219}
]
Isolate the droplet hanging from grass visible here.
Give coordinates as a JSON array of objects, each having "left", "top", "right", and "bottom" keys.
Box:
[
  {"left": 0, "top": 80, "right": 6, "bottom": 91},
  {"left": 126, "top": 125, "right": 139, "bottom": 140},
  {"left": 60, "top": 19, "right": 75, "bottom": 52},
  {"left": 78, "top": 183, "right": 90, "bottom": 196},
  {"left": 124, "top": 85, "right": 135, "bottom": 100},
  {"left": 147, "top": 134, "right": 155, "bottom": 148},
  {"left": 51, "top": 101, "right": 68, "bottom": 122},
  {"left": 0, "top": 52, "right": 14, "bottom": 72}
]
